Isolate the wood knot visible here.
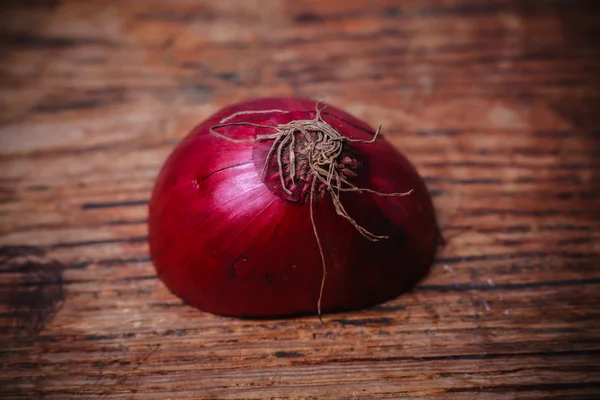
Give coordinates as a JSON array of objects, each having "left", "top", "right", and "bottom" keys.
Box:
[{"left": 0, "top": 245, "right": 65, "bottom": 340}]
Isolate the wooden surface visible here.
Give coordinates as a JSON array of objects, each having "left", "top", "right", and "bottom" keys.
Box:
[{"left": 1, "top": 0, "right": 600, "bottom": 398}]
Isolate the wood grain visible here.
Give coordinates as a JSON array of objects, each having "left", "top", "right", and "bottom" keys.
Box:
[{"left": 1, "top": 0, "right": 599, "bottom": 398}]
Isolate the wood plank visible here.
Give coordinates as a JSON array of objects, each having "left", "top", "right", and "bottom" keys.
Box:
[{"left": 1, "top": 0, "right": 599, "bottom": 398}]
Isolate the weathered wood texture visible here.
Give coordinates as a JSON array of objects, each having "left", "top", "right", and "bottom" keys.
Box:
[{"left": 1, "top": 0, "right": 600, "bottom": 398}]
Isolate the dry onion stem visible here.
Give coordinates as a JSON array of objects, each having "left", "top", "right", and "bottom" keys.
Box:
[{"left": 210, "top": 104, "right": 413, "bottom": 319}]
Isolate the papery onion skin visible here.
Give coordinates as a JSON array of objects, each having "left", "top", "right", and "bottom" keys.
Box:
[{"left": 148, "top": 97, "right": 439, "bottom": 317}]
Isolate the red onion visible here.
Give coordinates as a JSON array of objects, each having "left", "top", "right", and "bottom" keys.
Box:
[{"left": 148, "top": 97, "right": 439, "bottom": 318}]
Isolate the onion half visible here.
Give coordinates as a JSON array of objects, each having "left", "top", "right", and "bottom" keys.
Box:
[{"left": 148, "top": 97, "right": 439, "bottom": 318}]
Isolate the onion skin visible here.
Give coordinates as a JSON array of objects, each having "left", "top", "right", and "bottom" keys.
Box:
[{"left": 148, "top": 97, "right": 439, "bottom": 317}]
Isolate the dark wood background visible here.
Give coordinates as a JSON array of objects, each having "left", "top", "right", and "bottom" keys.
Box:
[{"left": 1, "top": 0, "right": 599, "bottom": 398}]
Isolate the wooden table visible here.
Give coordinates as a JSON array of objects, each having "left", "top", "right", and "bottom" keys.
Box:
[{"left": 1, "top": 1, "right": 599, "bottom": 398}]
